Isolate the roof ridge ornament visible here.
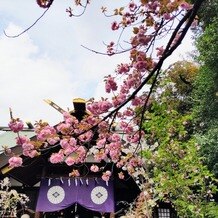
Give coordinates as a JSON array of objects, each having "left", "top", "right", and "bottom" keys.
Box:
[{"left": 44, "top": 99, "right": 66, "bottom": 114}]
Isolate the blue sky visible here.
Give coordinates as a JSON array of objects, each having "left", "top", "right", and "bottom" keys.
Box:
[{"left": 0, "top": 0, "right": 195, "bottom": 126}]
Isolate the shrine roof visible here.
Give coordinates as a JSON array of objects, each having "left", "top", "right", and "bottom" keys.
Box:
[{"left": 0, "top": 129, "right": 35, "bottom": 153}]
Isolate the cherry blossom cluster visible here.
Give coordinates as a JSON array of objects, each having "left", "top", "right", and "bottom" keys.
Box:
[
  {"left": 7, "top": 109, "right": 145, "bottom": 183},
  {"left": 7, "top": 0, "right": 196, "bottom": 186},
  {"left": 8, "top": 118, "right": 24, "bottom": 133}
]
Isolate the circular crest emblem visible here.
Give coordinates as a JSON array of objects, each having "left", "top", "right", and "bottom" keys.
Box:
[
  {"left": 91, "top": 186, "right": 108, "bottom": 205},
  {"left": 47, "top": 185, "right": 65, "bottom": 204}
]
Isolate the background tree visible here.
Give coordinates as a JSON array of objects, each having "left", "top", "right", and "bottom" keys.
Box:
[
  {"left": 139, "top": 61, "right": 218, "bottom": 217},
  {"left": 192, "top": 18, "right": 218, "bottom": 177}
]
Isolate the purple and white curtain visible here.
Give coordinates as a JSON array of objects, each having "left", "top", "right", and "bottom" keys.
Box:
[{"left": 36, "top": 178, "right": 114, "bottom": 213}]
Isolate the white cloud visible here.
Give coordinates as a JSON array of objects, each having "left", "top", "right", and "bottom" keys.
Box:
[
  {"left": 0, "top": 23, "right": 127, "bottom": 127},
  {"left": 0, "top": 24, "right": 79, "bottom": 126},
  {"left": 0, "top": 24, "right": 126, "bottom": 127}
]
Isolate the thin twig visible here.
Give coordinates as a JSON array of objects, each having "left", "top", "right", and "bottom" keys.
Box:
[{"left": 4, "top": 4, "right": 52, "bottom": 38}]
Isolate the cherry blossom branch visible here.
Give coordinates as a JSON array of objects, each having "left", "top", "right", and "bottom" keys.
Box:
[
  {"left": 66, "top": 0, "right": 90, "bottom": 17},
  {"left": 54, "top": 0, "right": 204, "bottom": 147},
  {"left": 101, "top": 0, "right": 204, "bottom": 122},
  {"left": 80, "top": 44, "right": 133, "bottom": 56},
  {"left": 37, "top": 1, "right": 205, "bottom": 157},
  {"left": 5, "top": 0, "right": 206, "bottom": 185}
]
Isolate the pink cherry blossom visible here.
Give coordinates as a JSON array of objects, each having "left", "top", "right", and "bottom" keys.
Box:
[
  {"left": 69, "top": 137, "right": 77, "bottom": 146},
  {"left": 27, "top": 149, "right": 39, "bottom": 158},
  {"left": 107, "top": 41, "right": 115, "bottom": 55},
  {"left": 37, "top": 125, "right": 57, "bottom": 141},
  {"left": 116, "top": 160, "right": 125, "bottom": 168},
  {"left": 76, "top": 146, "right": 86, "bottom": 161},
  {"left": 87, "top": 100, "right": 113, "bottom": 115},
  {"left": 111, "top": 21, "right": 119, "bottom": 30},
  {"left": 120, "top": 84, "right": 129, "bottom": 94},
  {"left": 163, "top": 13, "right": 171, "bottom": 20},
  {"left": 134, "top": 60, "right": 148, "bottom": 72},
  {"left": 87, "top": 102, "right": 99, "bottom": 115},
  {"left": 156, "top": 46, "right": 165, "bottom": 57},
  {"left": 120, "top": 121, "right": 134, "bottom": 134},
  {"left": 94, "top": 149, "right": 107, "bottom": 162},
  {"left": 22, "top": 142, "right": 34, "bottom": 151},
  {"left": 148, "top": 1, "right": 159, "bottom": 11},
  {"left": 98, "top": 121, "right": 109, "bottom": 130},
  {"left": 47, "top": 136, "right": 60, "bottom": 145},
  {"left": 64, "top": 146, "right": 77, "bottom": 156},
  {"left": 90, "top": 164, "right": 99, "bottom": 172},
  {"left": 116, "top": 63, "right": 130, "bottom": 74},
  {"left": 118, "top": 172, "right": 125, "bottom": 179},
  {"left": 112, "top": 93, "right": 126, "bottom": 107},
  {"left": 131, "top": 96, "right": 143, "bottom": 106},
  {"left": 65, "top": 156, "right": 76, "bottom": 166},
  {"left": 86, "top": 115, "right": 98, "bottom": 125},
  {"left": 107, "top": 142, "right": 121, "bottom": 161},
  {"left": 60, "top": 138, "right": 70, "bottom": 149},
  {"left": 16, "top": 135, "right": 30, "bottom": 145},
  {"left": 105, "top": 76, "right": 118, "bottom": 93},
  {"left": 127, "top": 133, "right": 140, "bottom": 143},
  {"left": 96, "top": 138, "right": 107, "bottom": 148},
  {"left": 69, "top": 169, "right": 80, "bottom": 177},
  {"left": 99, "top": 101, "right": 113, "bottom": 113},
  {"left": 6, "top": 0, "right": 202, "bottom": 199},
  {"left": 129, "top": 1, "right": 137, "bottom": 12},
  {"left": 8, "top": 156, "right": 23, "bottom": 168},
  {"left": 79, "top": 130, "right": 93, "bottom": 142},
  {"left": 137, "top": 35, "right": 151, "bottom": 46},
  {"left": 123, "top": 108, "right": 134, "bottom": 116},
  {"left": 109, "top": 133, "right": 121, "bottom": 142},
  {"left": 63, "top": 112, "right": 79, "bottom": 125},
  {"left": 56, "top": 122, "right": 73, "bottom": 135},
  {"left": 8, "top": 119, "right": 24, "bottom": 133},
  {"left": 50, "top": 152, "right": 64, "bottom": 164},
  {"left": 102, "top": 170, "right": 112, "bottom": 182},
  {"left": 180, "top": 2, "right": 193, "bottom": 10}
]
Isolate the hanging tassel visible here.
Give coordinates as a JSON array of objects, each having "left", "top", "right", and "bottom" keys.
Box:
[
  {"left": 60, "top": 177, "right": 63, "bottom": 184},
  {"left": 80, "top": 178, "right": 83, "bottom": 185},
  {"left": 75, "top": 203, "right": 77, "bottom": 212},
  {"left": 106, "top": 180, "right": 108, "bottom": 186},
  {"left": 68, "top": 178, "right": 71, "bottom": 186},
  {"left": 86, "top": 178, "right": 89, "bottom": 186},
  {"left": 95, "top": 177, "right": 99, "bottom": 184},
  {"left": 75, "top": 178, "right": 78, "bottom": 186},
  {"left": 48, "top": 178, "right": 51, "bottom": 186}
]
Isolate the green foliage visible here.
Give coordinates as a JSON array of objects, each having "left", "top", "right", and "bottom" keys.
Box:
[
  {"left": 167, "top": 61, "right": 199, "bottom": 95},
  {"left": 192, "top": 65, "right": 218, "bottom": 125},
  {"left": 193, "top": 19, "right": 218, "bottom": 177},
  {"left": 196, "top": 19, "right": 218, "bottom": 68},
  {"left": 143, "top": 103, "right": 217, "bottom": 217},
  {"left": 196, "top": 125, "right": 218, "bottom": 177},
  {"left": 156, "top": 61, "right": 199, "bottom": 114},
  {"left": 203, "top": 202, "right": 218, "bottom": 218},
  {"left": 141, "top": 62, "right": 218, "bottom": 217}
]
